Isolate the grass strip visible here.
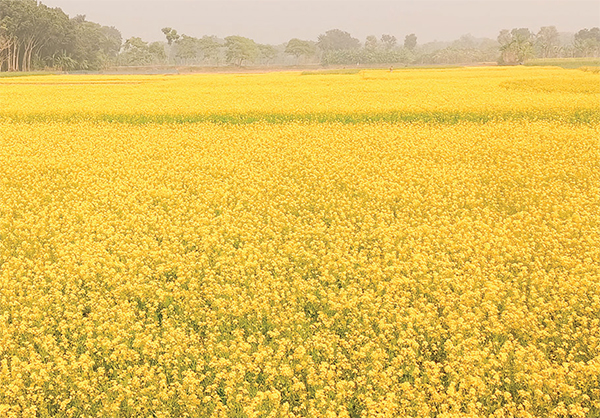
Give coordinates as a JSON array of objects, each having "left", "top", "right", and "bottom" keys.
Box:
[
  {"left": 1, "top": 110, "right": 599, "bottom": 125},
  {"left": 524, "top": 58, "right": 600, "bottom": 69},
  {"left": 0, "top": 71, "right": 57, "bottom": 78}
]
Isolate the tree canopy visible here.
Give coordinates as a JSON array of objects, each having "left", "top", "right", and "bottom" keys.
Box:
[
  {"left": 285, "top": 38, "right": 315, "bottom": 61},
  {"left": 317, "top": 29, "right": 360, "bottom": 52},
  {"left": 0, "top": 0, "right": 121, "bottom": 71},
  {"left": 404, "top": 33, "right": 417, "bottom": 50},
  {"left": 498, "top": 28, "right": 534, "bottom": 64},
  {"left": 574, "top": 27, "right": 600, "bottom": 56},
  {"left": 225, "top": 35, "right": 258, "bottom": 66}
]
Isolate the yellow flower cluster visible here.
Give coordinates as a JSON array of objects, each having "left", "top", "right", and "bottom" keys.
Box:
[{"left": 0, "top": 68, "right": 599, "bottom": 417}]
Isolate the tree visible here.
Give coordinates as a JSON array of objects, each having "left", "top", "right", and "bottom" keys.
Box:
[
  {"left": 512, "top": 28, "right": 534, "bottom": 60},
  {"left": 198, "top": 35, "right": 222, "bottom": 65},
  {"left": 3, "top": 0, "right": 68, "bottom": 71},
  {"left": 224, "top": 35, "right": 258, "bottom": 66},
  {"left": 120, "top": 37, "right": 152, "bottom": 65},
  {"left": 452, "top": 34, "right": 477, "bottom": 49},
  {"left": 161, "top": 27, "right": 179, "bottom": 63},
  {"left": 175, "top": 34, "right": 198, "bottom": 64},
  {"left": 161, "top": 27, "right": 179, "bottom": 46},
  {"left": 119, "top": 37, "right": 165, "bottom": 66},
  {"left": 285, "top": 38, "right": 315, "bottom": 62},
  {"left": 51, "top": 50, "right": 76, "bottom": 71},
  {"left": 497, "top": 29, "right": 511, "bottom": 47},
  {"left": 0, "top": 0, "right": 120, "bottom": 71},
  {"left": 68, "top": 17, "right": 122, "bottom": 70},
  {"left": 99, "top": 26, "right": 122, "bottom": 60},
  {"left": 498, "top": 29, "right": 517, "bottom": 63},
  {"left": 317, "top": 29, "right": 360, "bottom": 52},
  {"left": 148, "top": 42, "right": 166, "bottom": 64},
  {"left": 380, "top": 34, "right": 396, "bottom": 50},
  {"left": 404, "top": 33, "right": 417, "bottom": 50},
  {"left": 498, "top": 28, "right": 533, "bottom": 64},
  {"left": 258, "top": 44, "right": 277, "bottom": 64},
  {"left": 574, "top": 27, "right": 600, "bottom": 57},
  {"left": 365, "top": 35, "right": 378, "bottom": 50},
  {"left": 536, "top": 26, "right": 559, "bottom": 58}
]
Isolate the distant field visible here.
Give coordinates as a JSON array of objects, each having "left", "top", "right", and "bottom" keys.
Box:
[
  {"left": 0, "top": 67, "right": 599, "bottom": 418},
  {"left": 525, "top": 57, "right": 600, "bottom": 69},
  {"left": 300, "top": 65, "right": 464, "bottom": 75},
  {"left": 0, "top": 71, "right": 56, "bottom": 78},
  {"left": 0, "top": 66, "right": 598, "bottom": 123}
]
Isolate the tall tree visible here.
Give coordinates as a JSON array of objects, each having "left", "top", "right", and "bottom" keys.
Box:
[
  {"left": 224, "top": 35, "right": 258, "bottom": 66},
  {"left": 175, "top": 34, "right": 198, "bottom": 64},
  {"left": 574, "top": 27, "right": 600, "bottom": 57},
  {"left": 285, "top": 38, "right": 315, "bottom": 63},
  {"left": 258, "top": 44, "right": 277, "bottom": 64},
  {"left": 161, "top": 27, "right": 179, "bottom": 46},
  {"left": 149, "top": 42, "right": 166, "bottom": 64},
  {"left": 120, "top": 37, "right": 152, "bottom": 65},
  {"left": 198, "top": 35, "right": 222, "bottom": 65},
  {"left": 160, "top": 27, "right": 179, "bottom": 63},
  {"left": 536, "top": 26, "right": 559, "bottom": 58},
  {"left": 317, "top": 29, "right": 360, "bottom": 52},
  {"left": 69, "top": 16, "right": 122, "bottom": 70},
  {"left": 498, "top": 28, "right": 533, "bottom": 64},
  {"left": 365, "top": 35, "right": 378, "bottom": 50},
  {"left": 404, "top": 33, "right": 417, "bottom": 50},
  {"left": 0, "top": 0, "right": 120, "bottom": 71},
  {"left": 380, "top": 34, "right": 397, "bottom": 50}
]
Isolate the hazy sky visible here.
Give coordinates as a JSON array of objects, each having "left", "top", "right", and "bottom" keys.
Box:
[{"left": 41, "top": 1, "right": 600, "bottom": 44}]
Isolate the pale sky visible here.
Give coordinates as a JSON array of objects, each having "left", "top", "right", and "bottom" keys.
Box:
[{"left": 41, "top": 1, "right": 600, "bottom": 44}]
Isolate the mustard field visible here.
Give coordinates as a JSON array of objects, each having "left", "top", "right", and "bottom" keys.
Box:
[{"left": 0, "top": 67, "right": 599, "bottom": 417}]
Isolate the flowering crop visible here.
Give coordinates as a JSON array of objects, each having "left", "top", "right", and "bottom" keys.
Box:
[
  {"left": 0, "top": 67, "right": 599, "bottom": 418},
  {"left": 0, "top": 67, "right": 598, "bottom": 123}
]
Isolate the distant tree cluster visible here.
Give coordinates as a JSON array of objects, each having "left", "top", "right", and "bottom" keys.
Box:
[
  {"left": 1, "top": 0, "right": 599, "bottom": 72},
  {"left": 150, "top": 25, "right": 600, "bottom": 68},
  {"left": 497, "top": 26, "right": 600, "bottom": 64},
  {"left": 151, "top": 28, "right": 421, "bottom": 67},
  {"left": 153, "top": 30, "right": 280, "bottom": 67},
  {"left": 0, "top": 0, "right": 121, "bottom": 71}
]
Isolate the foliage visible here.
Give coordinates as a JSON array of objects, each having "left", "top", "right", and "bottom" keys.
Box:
[
  {"left": 0, "top": 0, "right": 121, "bottom": 71},
  {"left": 364, "top": 35, "right": 378, "bottom": 50},
  {"left": 198, "top": 36, "right": 222, "bottom": 65},
  {"left": 498, "top": 28, "right": 534, "bottom": 64},
  {"left": 404, "top": 33, "right": 417, "bottom": 50},
  {"left": 258, "top": 44, "right": 277, "bottom": 64},
  {"left": 574, "top": 27, "right": 600, "bottom": 57},
  {"left": 321, "top": 48, "right": 413, "bottom": 65},
  {"left": 224, "top": 35, "right": 259, "bottom": 66},
  {"left": 535, "top": 26, "right": 559, "bottom": 58},
  {"left": 380, "top": 34, "right": 397, "bottom": 50},
  {"left": 119, "top": 37, "right": 165, "bottom": 66},
  {"left": 174, "top": 34, "right": 198, "bottom": 64},
  {"left": 285, "top": 38, "right": 316, "bottom": 62},
  {"left": 317, "top": 29, "right": 360, "bottom": 52},
  {"left": 161, "top": 27, "right": 179, "bottom": 46}
]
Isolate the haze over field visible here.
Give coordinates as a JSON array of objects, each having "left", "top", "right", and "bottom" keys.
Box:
[{"left": 42, "top": 0, "right": 600, "bottom": 44}]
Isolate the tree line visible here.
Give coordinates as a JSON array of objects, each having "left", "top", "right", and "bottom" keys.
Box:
[
  {"left": 0, "top": 0, "right": 121, "bottom": 71},
  {"left": 1, "top": 0, "right": 599, "bottom": 72},
  {"left": 497, "top": 27, "right": 600, "bottom": 64}
]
